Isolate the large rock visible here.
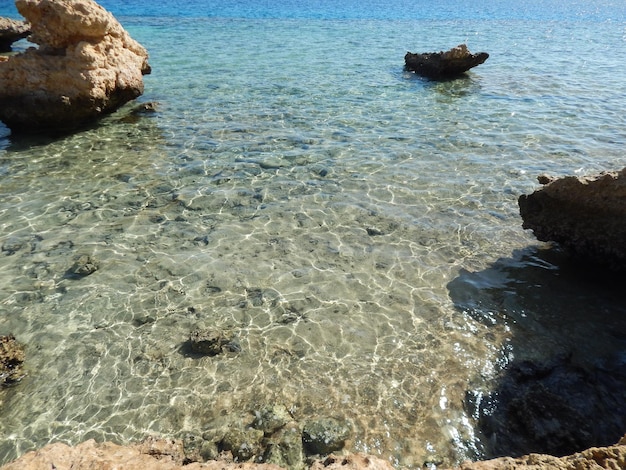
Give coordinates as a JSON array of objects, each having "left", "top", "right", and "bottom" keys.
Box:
[
  {"left": 0, "top": 17, "right": 30, "bottom": 52},
  {"left": 0, "top": 0, "right": 151, "bottom": 133},
  {"left": 405, "top": 44, "right": 488, "bottom": 79},
  {"left": 518, "top": 168, "right": 626, "bottom": 270}
]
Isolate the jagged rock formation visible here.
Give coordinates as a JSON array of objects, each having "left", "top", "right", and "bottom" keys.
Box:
[
  {"left": 404, "top": 44, "right": 488, "bottom": 79},
  {"left": 0, "top": 17, "right": 30, "bottom": 52},
  {"left": 518, "top": 168, "right": 626, "bottom": 270},
  {"left": 0, "top": 0, "right": 151, "bottom": 133}
]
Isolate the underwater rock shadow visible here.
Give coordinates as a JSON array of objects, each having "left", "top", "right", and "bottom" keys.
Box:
[{"left": 447, "top": 246, "right": 626, "bottom": 459}]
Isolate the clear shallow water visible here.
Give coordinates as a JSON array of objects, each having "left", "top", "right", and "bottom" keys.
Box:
[{"left": 0, "top": 0, "right": 626, "bottom": 467}]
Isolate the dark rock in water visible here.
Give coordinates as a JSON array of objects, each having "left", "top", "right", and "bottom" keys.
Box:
[
  {"left": 188, "top": 328, "right": 240, "bottom": 356},
  {"left": 0, "top": 17, "right": 30, "bottom": 52},
  {"left": 466, "top": 355, "right": 626, "bottom": 458},
  {"left": 0, "top": 334, "right": 25, "bottom": 385},
  {"left": 518, "top": 168, "right": 626, "bottom": 270},
  {"left": 65, "top": 254, "right": 99, "bottom": 279},
  {"left": 405, "top": 44, "right": 488, "bottom": 79},
  {"left": 302, "top": 417, "right": 352, "bottom": 455}
]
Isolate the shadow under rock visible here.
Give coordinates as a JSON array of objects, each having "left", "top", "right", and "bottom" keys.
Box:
[{"left": 447, "top": 246, "right": 626, "bottom": 459}]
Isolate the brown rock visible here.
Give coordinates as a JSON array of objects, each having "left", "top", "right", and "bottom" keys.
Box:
[
  {"left": 0, "top": 17, "right": 30, "bottom": 52},
  {"left": 454, "top": 434, "right": 626, "bottom": 470},
  {"left": 518, "top": 168, "right": 626, "bottom": 270},
  {"left": 0, "top": 334, "right": 25, "bottom": 385},
  {"left": 0, "top": 0, "right": 151, "bottom": 133}
]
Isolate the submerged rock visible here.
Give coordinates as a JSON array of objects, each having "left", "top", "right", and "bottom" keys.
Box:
[
  {"left": 0, "top": 17, "right": 30, "bottom": 52},
  {"left": 302, "top": 417, "right": 352, "bottom": 456},
  {"left": 263, "top": 422, "right": 304, "bottom": 469},
  {"left": 405, "top": 44, "right": 488, "bottom": 79},
  {"left": 221, "top": 427, "right": 265, "bottom": 462},
  {"left": 65, "top": 254, "right": 99, "bottom": 279},
  {"left": 188, "top": 328, "right": 240, "bottom": 356},
  {"left": 252, "top": 405, "right": 292, "bottom": 434},
  {"left": 518, "top": 168, "right": 626, "bottom": 270},
  {"left": 0, "top": 334, "right": 25, "bottom": 385},
  {"left": 0, "top": 0, "right": 151, "bottom": 133}
]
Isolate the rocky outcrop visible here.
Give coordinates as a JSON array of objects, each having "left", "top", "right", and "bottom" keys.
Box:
[
  {"left": 518, "top": 168, "right": 626, "bottom": 270},
  {"left": 404, "top": 44, "right": 488, "bottom": 79},
  {"left": 0, "top": 0, "right": 151, "bottom": 133},
  {"left": 0, "top": 438, "right": 393, "bottom": 470},
  {"left": 455, "top": 435, "right": 626, "bottom": 470},
  {"left": 0, "top": 17, "right": 30, "bottom": 52},
  {"left": 0, "top": 334, "right": 25, "bottom": 386},
  {"left": 1, "top": 436, "right": 624, "bottom": 470}
]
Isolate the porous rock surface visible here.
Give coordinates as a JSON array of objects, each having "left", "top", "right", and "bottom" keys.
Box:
[
  {"left": 455, "top": 435, "right": 626, "bottom": 470},
  {"left": 0, "top": 438, "right": 394, "bottom": 470},
  {"left": 0, "top": 0, "right": 150, "bottom": 132},
  {"left": 518, "top": 168, "right": 626, "bottom": 269}
]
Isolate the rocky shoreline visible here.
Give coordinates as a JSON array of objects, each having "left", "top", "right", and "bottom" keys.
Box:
[{"left": 0, "top": 434, "right": 624, "bottom": 469}]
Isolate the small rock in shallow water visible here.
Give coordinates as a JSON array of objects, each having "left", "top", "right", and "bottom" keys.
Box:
[
  {"left": 302, "top": 417, "right": 352, "bottom": 455},
  {"left": 0, "top": 334, "right": 25, "bottom": 385},
  {"left": 252, "top": 404, "right": 292, "bottom": 434},
  {"left": 65, "top": 254, "right": 99, "bottom": 279},
  {"left": 189, "top": 328, "right": 239, "bottom": 356}
]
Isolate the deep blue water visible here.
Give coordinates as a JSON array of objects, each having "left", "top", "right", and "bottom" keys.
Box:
[{"left": 2, "top": 0, "right": 626, "bottom": 21}]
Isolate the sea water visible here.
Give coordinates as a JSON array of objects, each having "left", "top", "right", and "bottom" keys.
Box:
[{"left": 0, "top": 0, "right": 625, "bottom": 467}]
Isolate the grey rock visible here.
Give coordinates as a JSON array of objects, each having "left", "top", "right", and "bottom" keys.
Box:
[{"left": 302, "top": 417, "right": 352, "bottom": 456}]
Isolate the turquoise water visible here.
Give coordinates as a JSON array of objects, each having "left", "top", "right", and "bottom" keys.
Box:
[{"left": 1, "top": 0, "right": 626, "bottom": 467}]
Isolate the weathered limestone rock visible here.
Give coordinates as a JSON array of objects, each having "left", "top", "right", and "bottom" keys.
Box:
[
  {"left": 0, "top": 334, "right": 25, "bottom": 385},
  {"left": 1, "top": 436, "right": 623, "bottom": 470},
  {"left": 405, "top": 44, "right": 489, "bottom": 79},
  {"left": 518, "top": 168, "right": 626, "bottom": 270},
  {"left": 0, "top": 17, "right": 30, "bottom": 52},
  {"left": 0, "top": 438, "right": 286, "bottom": 470},
  {"left": 0, "top": 0, "right": 151, "bottom": 132},
  {"left": 454, "top": 435, "right": 626, "bottom": 470}
]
